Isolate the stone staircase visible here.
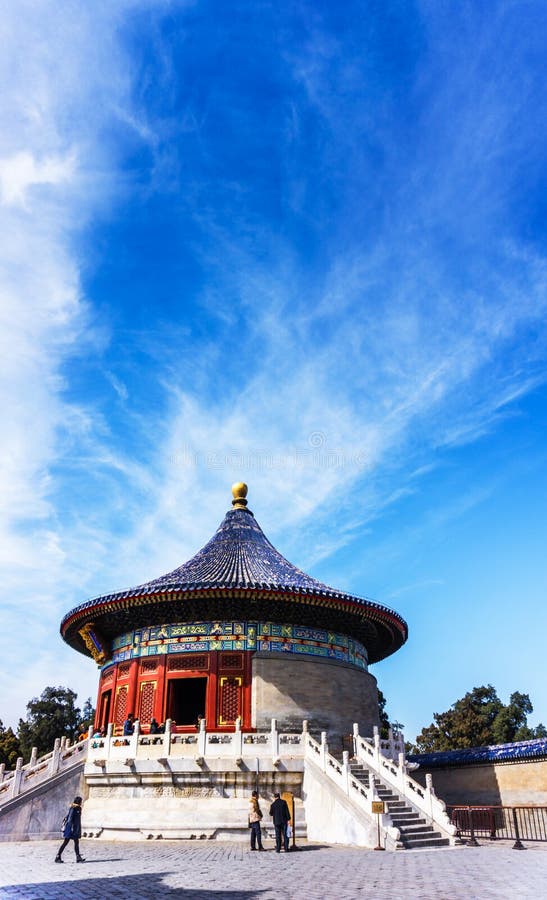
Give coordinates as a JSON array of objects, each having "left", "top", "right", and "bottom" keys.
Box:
[{"left": 347, "top": 759, "right": 450, "bottom": 849}]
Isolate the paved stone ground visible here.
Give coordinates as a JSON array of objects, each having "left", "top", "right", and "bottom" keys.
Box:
[{"left": 0, "top": 839, "right": 546, "bottom": 900}]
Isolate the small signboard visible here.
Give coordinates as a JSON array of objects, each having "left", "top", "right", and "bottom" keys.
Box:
[
  {"left": 371, "top": 801, "right": 385, "bottom": 814},
  {"left": 282, "top": 791, "right": 296, "bottom": 848}
]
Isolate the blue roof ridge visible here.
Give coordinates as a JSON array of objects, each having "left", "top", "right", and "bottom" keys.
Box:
[{"left": 408, "top": 736, "right": 547, "bottom": 766}]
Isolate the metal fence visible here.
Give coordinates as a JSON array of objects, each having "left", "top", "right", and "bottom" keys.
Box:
[{"left": 449, "top": 806, "right": 547, "bottom": 846}]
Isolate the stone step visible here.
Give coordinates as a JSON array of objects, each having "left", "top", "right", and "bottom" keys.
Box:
[
  {"left": 390, "top": 815, "right": 426, "bottom": 826},
  {"left": 388, "top": 807, "right": 414, "bottom": 816},
  {"left": 398, "top": 824, "right": 435, "bottom": 835},
  {"left": 401, "top": 836, "right": 450, "bottom": 849}
]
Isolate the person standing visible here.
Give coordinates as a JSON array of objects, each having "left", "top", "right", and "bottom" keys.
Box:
[
  {"left": 269, "top": 792, "right": 291, "bottom": 852},
  {"left": 123, "top": 713, "right": 135, "bottom": 736},
  {"left": 55, "top": 796, "right": 85, "bottom": 863},
  {"left": 248, "top": 790, "right": 265, "bottom": 850}
]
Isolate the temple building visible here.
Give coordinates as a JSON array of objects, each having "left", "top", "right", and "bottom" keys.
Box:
[
  {"left": 61, "top": 483, "right": 407, "bottom": 741},
  {"left": 2, "top": 484, "right": 462, "bottom": 849}
]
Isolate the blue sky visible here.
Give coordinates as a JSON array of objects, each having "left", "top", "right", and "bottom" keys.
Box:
[{"left": 1, "top": 0, "right": 546, "bottom": 742}]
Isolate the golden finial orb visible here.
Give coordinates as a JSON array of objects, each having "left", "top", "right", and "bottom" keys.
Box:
[{"left": 231, "top": 482, "right": 248, "bottom": 508}]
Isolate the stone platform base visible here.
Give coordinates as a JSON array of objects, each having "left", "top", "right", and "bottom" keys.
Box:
[
  {"left": 83, "top": 764, "right": 306, "bottom": 842},
  {"left": 83, "top": 796, "right": 307, "bottom": 842}
]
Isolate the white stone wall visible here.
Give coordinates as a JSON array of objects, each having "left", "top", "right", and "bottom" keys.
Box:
[
  {"left": 0, "top": 767, "right": 86, "bottom": 842},
  {"left": 302, "top": 762, "right": 376, "bottom": 847}
]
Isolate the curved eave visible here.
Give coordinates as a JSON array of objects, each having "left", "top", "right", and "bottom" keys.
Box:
[{"left": 61, "top": 586, "right": 408, "bottom": 665}]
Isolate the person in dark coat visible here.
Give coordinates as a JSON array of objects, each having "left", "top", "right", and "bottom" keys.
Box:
[
  {"left": 55, "top": 796, "right": 84, "bottom": 863},
  {"left": 123, "top": 713, "right": 135, "bottom": 736},
  {"left": 269, "top": 792, "right": 291, "bottom": 852}
]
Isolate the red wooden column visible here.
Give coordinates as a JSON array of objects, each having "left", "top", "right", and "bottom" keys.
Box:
[
  {"left": 243, "top": 651, "right": 253, "bottom": 729},
  {"left": 154, "top": 656, "right": 167, "bottom": 724},
  {"left": 95, "top": 664, "right": 118, "bottom": 731},
  {"left": 126, "top": 659, "right": 139, "bottom": 719},
  {"left": 94, "top": 679, "right": 103, "bottom": 732},
  {"left": 207, "top": 652, "right": 218, "bottom": 727}
]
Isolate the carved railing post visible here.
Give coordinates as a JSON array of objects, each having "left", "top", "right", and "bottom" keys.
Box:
[
  {"left": 10, "top": 758, "right": 24, "bottom": 799},
  {"left": 233, "top": 717, "right": 243, "bottom": 759},
  {"left": 342, "top": 750, "right": 350, "bottom": 794},
  {"left": 197, "top": 717, "right": 207, "bottom": 757},
  {"left": 320, "top": 731, "right": 328, "bottom": 771},
  {"left": 49, "top": 738, "right": 61, "bottom": 776},
  {"left": 397, "top": 752, "right": 407, "bottom": 796},
  {"left": 271, "top": 718, "right": 279, "bottom": 759},
  {"left": 373, "top": 727, "right": 381, "bottom": 768},
  {"left": 425, "top": 773, "right": 435, "bottom": 820},
  {"left": 104, "top": 723, "right": 113, "bottom": 760},
  {"left": 163, "top": 719, "right": 172, "bottom": 755},
  {"left": 132, "top": 719, "right": 140, "bottom": 755}
]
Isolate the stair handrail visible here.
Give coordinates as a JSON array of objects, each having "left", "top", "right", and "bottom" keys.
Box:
[
  {"left": 353, "top": 726, "right": 457, "bottom": 838},
  {"left": 304, "top": 731, "right": 400, "bottom": 848},
  {"left": 0, "top": 737, "right": 89, "bottom": 809}
]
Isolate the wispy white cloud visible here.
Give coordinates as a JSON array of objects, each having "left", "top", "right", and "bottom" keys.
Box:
[
  {"left": 0, "top": 0, "right": 164, "bottom": 725},
  {"left": 103, "top": 233, "right": 547, "bottom": 594},
  {"left": 0, "top": 150, "right": 76, "bottom": 207}
]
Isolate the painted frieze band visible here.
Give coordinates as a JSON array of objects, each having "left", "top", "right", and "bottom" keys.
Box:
[{"left": 108, "top": 620, "right": 368, "bottom": 670}]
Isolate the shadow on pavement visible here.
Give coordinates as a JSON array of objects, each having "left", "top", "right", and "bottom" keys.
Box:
[
  {"left": 289, "top": 844, "right": 330, "bottom": 852},
  {"left": 0, "top": 872, "right": 271, "bottom": 900},
  {"left": 68, "top": 857, "right": 125, "bottom": 863}
]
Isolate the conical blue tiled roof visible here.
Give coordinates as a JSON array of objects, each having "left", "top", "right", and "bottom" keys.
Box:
[
  {"left": 61, "top": 488, "right": 408, "bottom": 663},
  {"left": 123, "top": 508, "right": 340, "bottom": 595}
]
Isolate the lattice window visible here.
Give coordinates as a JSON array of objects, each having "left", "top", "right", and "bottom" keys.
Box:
[
  {"left": 219, "top": 676, "right": 241, "bottom": 724},
  {"left": 168, "top": 655, "right": 208, "bottom": 671},
  {"left": 138, "top": 681, "right": 156, "bottom": 723},
  {"left": 101, "top": 668, "right": 114, "bottom": 683},
  {"left": 220, "top": 653, "right": 243, "bottom": 669},
  {"left": 140, "top": 659, "right": 158, "bottom": 673},
  {"left": 114, "top": 685, "right": 128, "bottom": 727},
  {"left": 118, "top": 662, "right": 131, "bottom": 678}
]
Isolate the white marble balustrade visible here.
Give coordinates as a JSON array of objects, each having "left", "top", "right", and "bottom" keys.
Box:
[
  {"left": 86, "top": 717, "right": 306, "bottom": 765},
  {"left": 0, "top": 737, "right": 89, "bottom": 807}
]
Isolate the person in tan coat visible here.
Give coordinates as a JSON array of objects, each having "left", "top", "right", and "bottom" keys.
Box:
[{"left": 248, "top": 790, "right": 265, "bottom": 850}]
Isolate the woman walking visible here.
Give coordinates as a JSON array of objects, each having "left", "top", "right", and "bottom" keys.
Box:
[
  {"left": 55, "top": 796, "right": 85, "bottom": 863},
  {"left": 248, "top": 790, "right": 265, "bottom": 851}
]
